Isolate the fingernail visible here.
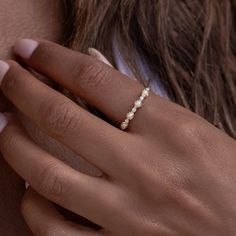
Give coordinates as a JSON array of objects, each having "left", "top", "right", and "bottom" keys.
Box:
[
  {"left": 88, "top": 48, "right": 113, "bottom": 67},
  {"left": 25, "top": 182, "right": 30, "bottom": 189},
  {"left": 0, "top": 113, "right": 8, "bottom": 133},
  {"left": 14, "top": 39, "right": 38, "bottom": 59},
  {"left": 0, "top": 60, "right": 10, "bottom": 84}
]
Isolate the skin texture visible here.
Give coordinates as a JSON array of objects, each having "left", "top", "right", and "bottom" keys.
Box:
[
  {"left": 0, "top": 2, "right": 236, "bottom": 236},
  {"left": 0, "top": 1, "right": 70, "bottom": 235},
  {"left": 0, "top": 40, "right": 235, "bottom": 235}
]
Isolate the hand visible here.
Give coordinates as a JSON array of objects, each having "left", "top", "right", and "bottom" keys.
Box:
[{"left": 0, "top": 39, "right": 235, "bottom": 236}]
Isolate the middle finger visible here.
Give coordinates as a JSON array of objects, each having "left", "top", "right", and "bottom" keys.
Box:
[{"left": 13, "top": 39, "right": 145, "bottom": 126}]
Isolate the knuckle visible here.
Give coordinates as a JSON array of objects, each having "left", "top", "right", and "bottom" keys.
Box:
[
  {"left": 170, "top": 116, "right": 206, "bottom": 153},
  {"left": 74, "top": 59, "right": 110, "bottom": 89},
  {"left": 0, "top": 126, "right": 22, "bottom": 152},
  {"left": 165, "top": 108, "right": 201, "bottom": 140},
  {"left": 40, "top": 99, "right": 82, "bottom": 136},
  {"left": 37, "top": 162, "right": 66, "bottom": 199},
  {"left": 35, "top": 42, "right": 56, "bottom": 65},
  {"left": 176, "top": 119, "right": 201, "bottom": 141},
  {"left": 2, "top": 62, "right": 21, "bottom": 96}
]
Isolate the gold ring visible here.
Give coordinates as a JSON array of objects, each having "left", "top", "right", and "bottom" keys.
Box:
[{"left": 120, "top": 87, "right": 150, "bottom": 131}]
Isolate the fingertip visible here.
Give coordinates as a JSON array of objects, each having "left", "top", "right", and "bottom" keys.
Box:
[
  {"left": 13, "top": 39, "right": 39, "bottom": 59},
  {"left": 0, "top": 60, "right": 10, "bottom": 84},
  {"left": 0, "top": 112, "right": 8, "bottom": 133},
  {"left": 25, "top": 182, "right": 30, "bottom": 189},
  {"left": 88, "top": 48, "right": 113, "bottom": 67}
]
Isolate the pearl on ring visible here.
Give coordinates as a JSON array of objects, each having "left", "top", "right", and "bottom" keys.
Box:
[
  {"left": 142, "top": 88, "right": 149, "bottom": 97},
  {"left": 120, "top": 87, "right": 150, "bottom": 131},
  {"left": 134, "top": 100, "right": 142, "bottom": 108},
  {"left": 127, "top": 112, "right": 135, "bottom": 120},
  {"left": 121, "top": 122, "right": 128, "bottom": 130},
  {"left": 139, "top": 96, "right": 145, "bottom": 101}
]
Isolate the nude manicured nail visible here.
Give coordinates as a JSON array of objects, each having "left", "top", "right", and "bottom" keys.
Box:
[
  {"left": 25, "top": 182, "right": 30, "bottom": 189},
  {"left": 88, "top": 48, "right": 113, "bottom": 67},
  {"left": 0, "top": 113, "right": 8, "bottom": 133},
  {"left": 14, "top": 39, "right": 39, "bottom": 59},
  {"left": 0, "top": 60, "right": 10, "bottom": 84}
]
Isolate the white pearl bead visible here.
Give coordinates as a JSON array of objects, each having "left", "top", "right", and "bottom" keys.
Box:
[
  {"left": 142, "top": 90, "right": 149, "bottom": 97},
  {"left": 121, "top": 122, "right": 128, "bottom": 130},
  {"left": 139, "top": 96, "right": 144, "bottom": 101},
  {"left": 126, "top": 112, "right": 134, "bottom": 120},
  {"left": 134, "top": 100, "right": 142, "bottom": 108},
  {"left": 120, "top": 87, "right": 150, "bottom": 131}
]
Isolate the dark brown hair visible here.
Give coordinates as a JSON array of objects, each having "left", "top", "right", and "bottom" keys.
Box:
[{"left": 61, "top": 0, "right": 236, "bottom": 139}]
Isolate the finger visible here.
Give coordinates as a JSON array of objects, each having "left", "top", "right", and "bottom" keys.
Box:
[
  {"left": 0, "top": 60, "right": 130, "bottom": 174},
  {"left": 22, "top": 189, "right": 106, "bottom": 236},
  {"left": 13, "top": 39, "right": 150, "bottom": 126},
  {"left": 0, "top": 92, "right": 11, "bottom": 112},
  {"left": 0, "top": 115, "right": 120, "bottom": 227}
]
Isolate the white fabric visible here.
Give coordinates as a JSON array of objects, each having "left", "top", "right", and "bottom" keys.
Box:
[
  {"left": 88, "top": 46, "right": 169, "bottom": 99},
  {"left": 112, "top": 44, "right": 169, "bottom": 99}
]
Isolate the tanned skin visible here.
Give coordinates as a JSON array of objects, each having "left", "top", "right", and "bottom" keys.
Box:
[{"left": 0, "top": 1, "right": 64, "bottom": 234}]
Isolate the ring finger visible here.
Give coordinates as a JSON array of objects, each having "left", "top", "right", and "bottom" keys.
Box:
[{"left": 13, "top": 39, "right": 161, "bottom": 130}]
